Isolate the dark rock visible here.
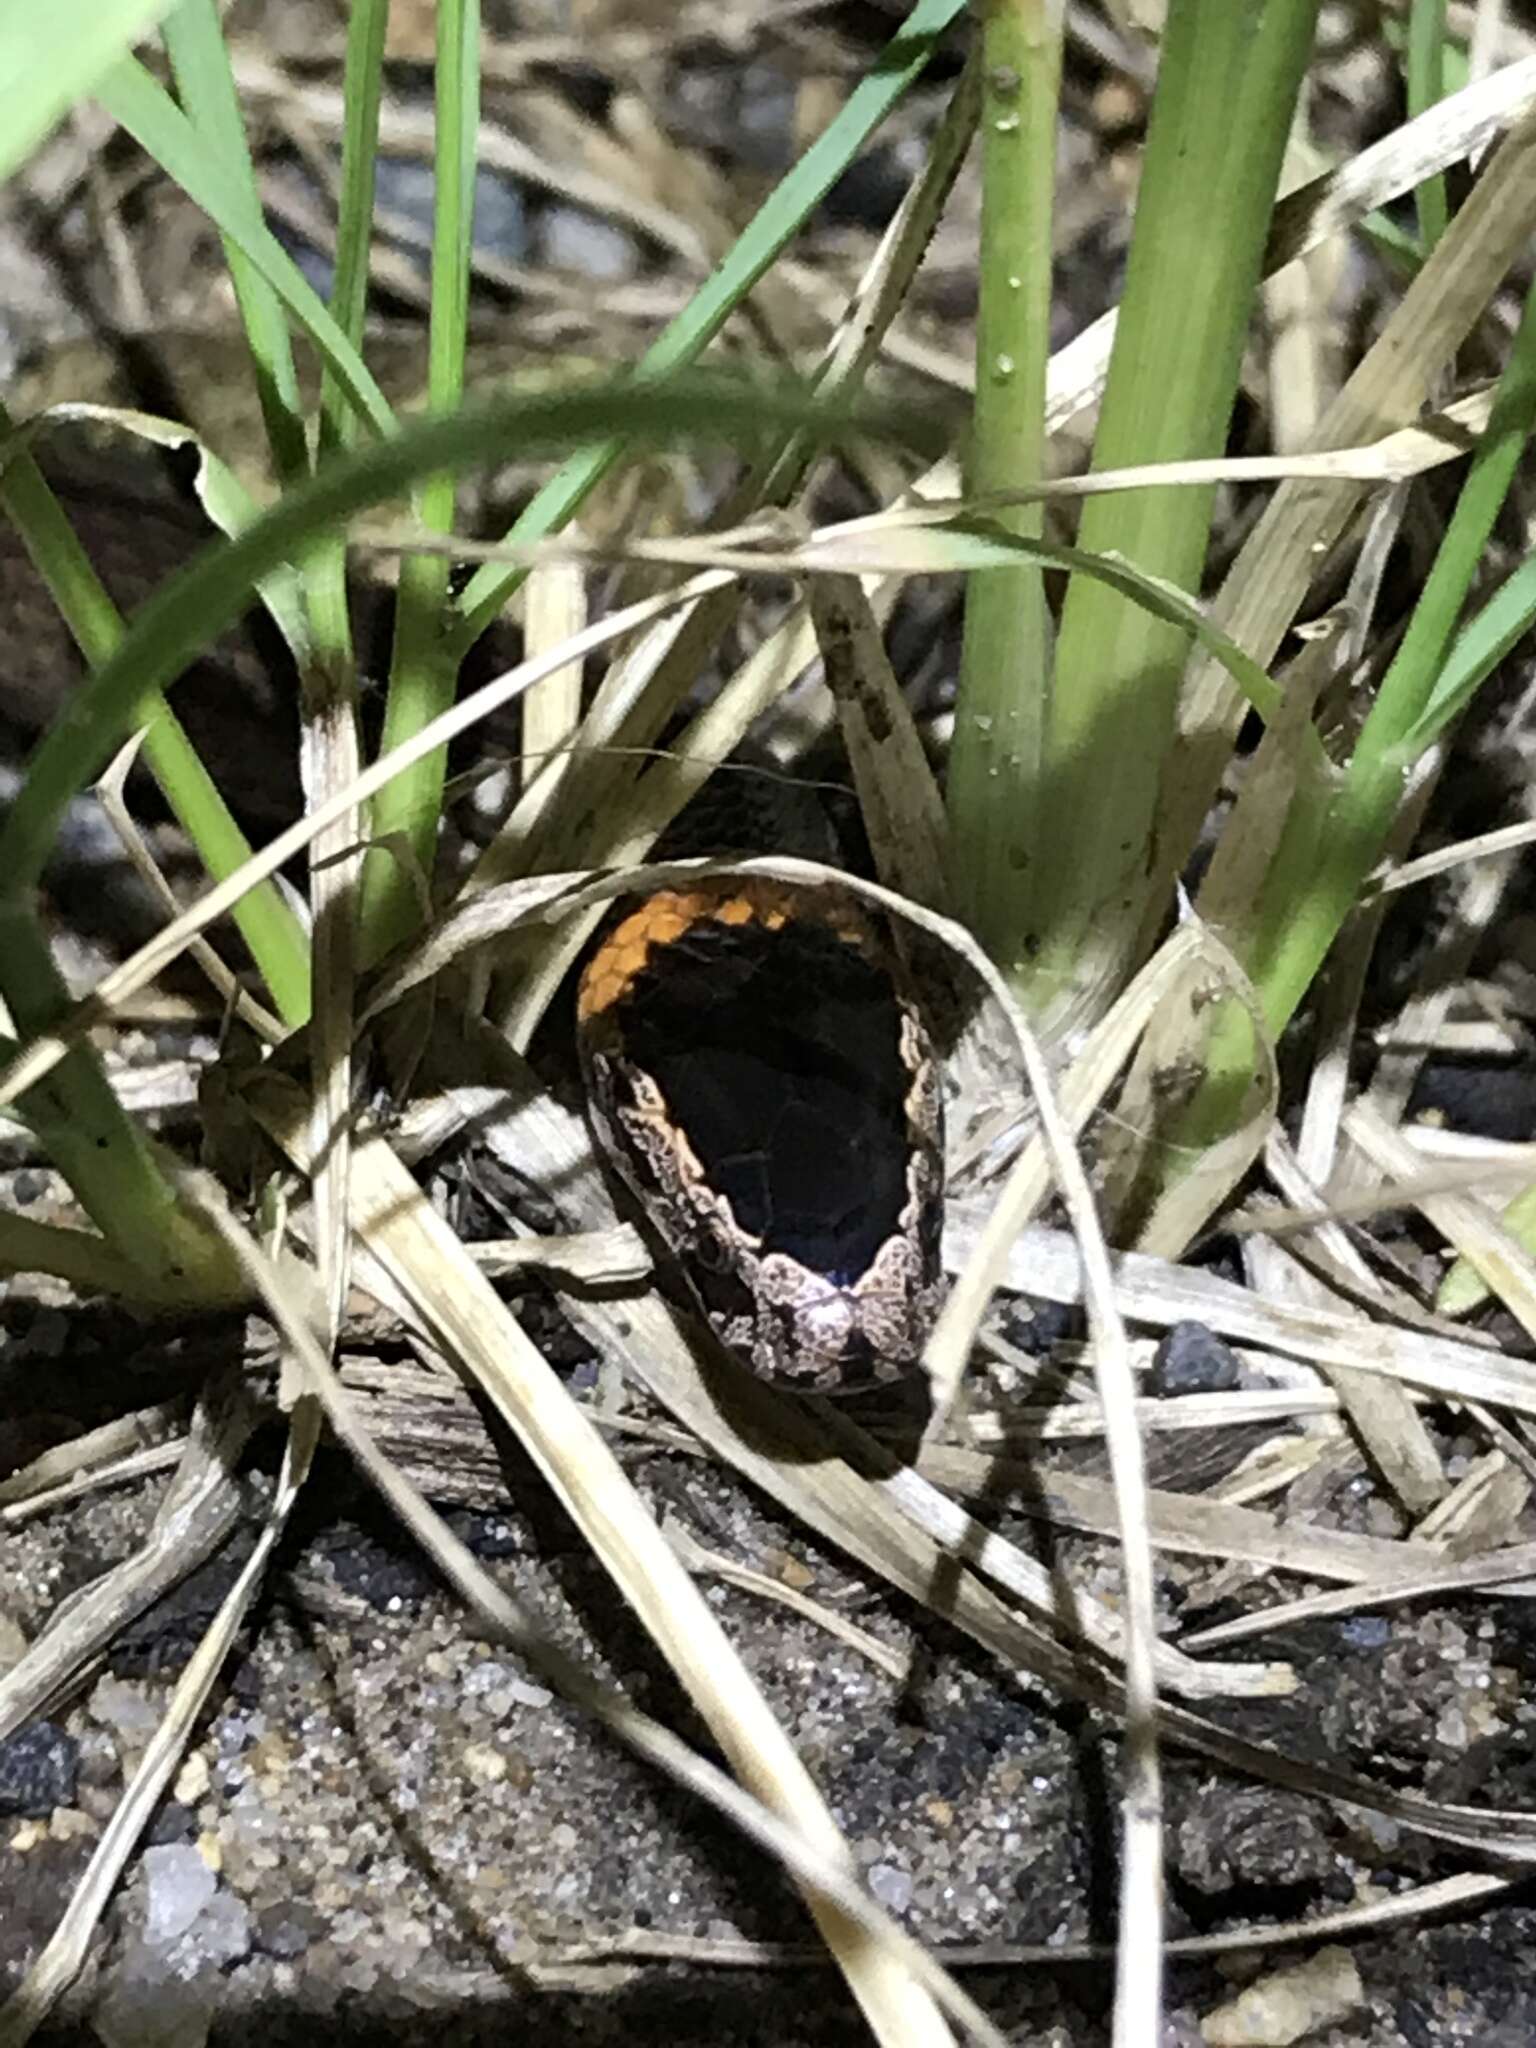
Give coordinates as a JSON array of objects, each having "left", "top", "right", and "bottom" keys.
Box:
[
  {"left": 310, "top": 1519, "right": 437, "bottom": 1611},
  {"left": 1338, "top": 1614, "right": 1392, "bottom": 1651},
  {"left": 373, "top": 159, "right": 529, "bottom": 265},
  {"left": 109, "top": 1538, "right": 254, "bottom": 1677},
  {"left": 1170, "top": 1780, "right": 1341, "bottom": 1898},
  {"left": 254, "top": 1899, "right": 326, "bottom": 1958},
  {"left": 1004, "top": 1297, "right": 1083, "bottom": 1357},
  {"left": 0, "top": 1720, "right": 78, "bottom": 1816},
  {"left": 536, "top": 202, "right": 638, "bottom": 281},
  {"left": 1151, "top": 1321, "right": 1241, "bottom": 1396},
  {"left": 145, "top": 1799, "right": 197, "bottom": 1846},
  {"left": 1409, "top": 1060, "right": 1536, "bottom": 1143},
  {"left": 0, "top": 1836, "right": 93, "bottom": 1992}
]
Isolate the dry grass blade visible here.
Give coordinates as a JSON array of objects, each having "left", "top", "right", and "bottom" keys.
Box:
[
  {"left": 808, "top": 571, "right": 951, "bottom": 913},
  {"left": 300, "top": 679, "right": 363, "bottom": 1345},
  {"left": 664, "top": 1521, "right": 910, "bottom": 1681},
  {"left": 1161, "top": 101, "right": 1536, "bottom": 919},
  {"left": 1233, "top": 1155, "right": 1536, "bottom": 1237},
  {"left": 231, "top": 1100, "right": 969, "bottom": 2048},
  {"left": 364, "top": 381, "right": 1502, "bottom": 586},
  {"left": 519, "top": 557, "right": 587, "bottom": 809},
  {"left": 0, "top": 1396, "right": 320, "bottom": 2048},
  {"left": 0, "top": 1399, "right": 188, "bottom": 1507},
  {"left": 193, "top": 1167, "right": 1001, "bottom": 2048},
  {"left": 0, "top": 1374, "right": 257, "bottom": 1745},
  {"left": 357, "top": 865, "right": 594, "bottom": 1021},
  {"left": 519, "top": 1867, "right": 1514, "bottom": 1968},
  {"left": 945, "top": 1210, "right": 1536, "bottom": 1420},
  {"left": 0, "top": 1437, "right": 187, "bottom": 1528},
  {"left": 1261, "top": 1130, "right": 1448, "bottom": 1513},
  {"left": 1377, "top": 814, "right": 1536, "bottom": 891},
  {"left": 1045, "top": 56, "right": 1536, "bottom": 432},
  {"left": 1345, "top": 1100, "right": 1536, "bottom": 1346},
  {"left": 915, "top": 1447, "right": 1453, "bottom": 1585},
  {"left": 95, "top": 732, "right": 286, "bottom": 1043},
  {"left": 1181, "top": 1542, "right": 1536, "bottom": 1653}
]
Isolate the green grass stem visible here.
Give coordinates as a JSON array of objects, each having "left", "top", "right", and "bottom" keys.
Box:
[
  {"left": 1184, "top": 267, "right": 1536, "bottom": 1150},
  {"left": 1406, "top": 0, "right": 1450, "bottom": 252},
  {"left": 946, "top": 0, "right": 1061, "bottom": 961},
  {"left": 0, "top": 923, "right": 243, "bottom": 1301},
  {"left": 95, "top": 55, "right": 396, "bottom": 441},
  {"left": 304, "top": 0, "right": 389, "bottom": 672},
  {"left": 1020, "top": 0, "right": 1321, "bottom": 1026},
  {"left": 358, "top": 0, "right": 479, "bottom": 962}
]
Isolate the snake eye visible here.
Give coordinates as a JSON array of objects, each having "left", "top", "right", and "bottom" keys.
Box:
[{"left": 691, "top": 1231, "right": 732, "bottom": 1274}]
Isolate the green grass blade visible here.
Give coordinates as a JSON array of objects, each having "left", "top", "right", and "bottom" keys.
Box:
[
  {"left": 94, "top": 55, "right": 396, "bottom": 441},
  {"left": 0, "top": 908, "right": 242, "bottom": 1300},
  {"left": 1400, "top": 551, "right": 1536, "bottom": 755},
  {"left": 444, "top": 0, "right": 967, "bottom": 660},
  {"left": 306, "top": 0, "right": 389, "bottom": 667},
  {"left": 1406, "top": 0, "right": 1451, "bottom": 252},
  {"left": 1170, "top": 268, "right": 1536, "bottom": 1163},
  {"left": 161, "top": 0, "right": 308, "bottom": 482},
  {"left": 317, "top": 0, "right": 388, "bottom": 477},
  {"left": 0, "top": 0, "right": 175, "bottom": 179},
  {"left": 358, "top": 0, "right": 480, "bottom": 961},
  {"left": 1356, "top": 283, "right": 1536, "bottom": 776},
  {"left": 920, "top": 520, "right": 1282, "bottom": 721},
  {"left": 0, "top": 405, "right": 311, "bottom": 1023},
  {"left": 0, "top": 375, "right": 950, "bottom": 897},
  {"left": 1439, "top": 1183, "right": 1536, "bottom": 1315}
]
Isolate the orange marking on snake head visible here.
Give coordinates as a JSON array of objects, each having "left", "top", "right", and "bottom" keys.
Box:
[{"left": 577, "top": 876, "right": 879, "bottom": 1024}]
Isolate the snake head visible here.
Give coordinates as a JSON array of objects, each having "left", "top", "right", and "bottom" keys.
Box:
[{"left": 578, "top": 877, "right": 943, "bottom": 1394}]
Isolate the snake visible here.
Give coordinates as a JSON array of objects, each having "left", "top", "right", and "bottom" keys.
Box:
[{"left": 576, "top": 858, "right": 945, "bottom": 1394}]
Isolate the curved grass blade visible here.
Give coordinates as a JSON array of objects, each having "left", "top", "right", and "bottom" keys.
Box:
[
  {"left": 0, "top": 374, "right": 952, "bottom": 897},
  {"left": 0, "top": 0, "right": 174, "bottom": 178},
  {"left": 445, "top": 0, "right": 969, "bottom": 657},
  {"left": 94, "top": 55, "right": 394, "bottom": 441}
]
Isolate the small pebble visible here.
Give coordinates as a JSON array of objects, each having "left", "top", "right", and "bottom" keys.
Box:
[
  {"left": 0, "top": 1720, "right": 78, "bottom": 1817},
  {"left": 174, "top": 1753, "right": 211, "bottom": 1805},
  {"left": 141, "top": 1841, "right": 216, "bottom": 1945},
  {"left": 538, "top": 203, "right": 638, "bottom": 281},
  {"left": 1201, "top": 1944, "right": 1362, "bottom": 2045},
  {"left": 1151, "top": 1321, "right": 1241, "bottom": 1396}
]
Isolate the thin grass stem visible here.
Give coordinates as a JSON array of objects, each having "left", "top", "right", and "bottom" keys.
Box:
[
  {"left": 357, "top": 0, "right": 479, "bottom": 962},
  {"left": 946, "top": 0, "right": 1061, "bottom": 964}
]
